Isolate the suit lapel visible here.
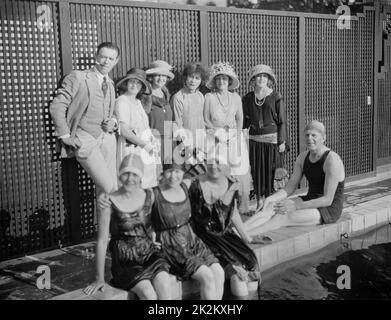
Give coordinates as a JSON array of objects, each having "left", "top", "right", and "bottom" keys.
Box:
[
  {"left": 108, "top": 79, "right": 115, "bottom": 117},
  {"left": 85, "top": 68, "right": 101, "bottom": 98}
]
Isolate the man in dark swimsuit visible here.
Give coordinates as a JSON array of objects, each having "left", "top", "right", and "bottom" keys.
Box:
[{"left": 244, "top": 120, "right": 345, "bottom": 236}]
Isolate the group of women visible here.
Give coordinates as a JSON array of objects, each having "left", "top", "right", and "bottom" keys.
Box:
[{"left": 83, "top": 60, "right": 289, "bottom": 300}]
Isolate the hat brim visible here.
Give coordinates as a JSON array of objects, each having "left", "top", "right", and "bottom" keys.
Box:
[
  {"left": 116, "top": 75, "right": 152, "bottom": 95},
  {"left": 206, "top": 72, "right": 240, "bottom": 90},
  {"left": 145, "top": 68, "right": 175, "bottom": 80},
  {"left": 248, "top": 71, "right": 276, "bottom": 87}
]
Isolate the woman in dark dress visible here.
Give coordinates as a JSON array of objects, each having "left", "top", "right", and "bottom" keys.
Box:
[
  {"left": 84, "top": 153, "right": 172, "bottom": 299},
  {"left": 151, "top": 161, "right": 225, "bottom": 300},
  {"left": 188, "top": 153, "right": 261, "bottom": 297},
  {"left": 242, "top": 64, "right": 289, "bottom": 209},
  {"left": 145, "top": 60, "right": 175, "bottom": 162}
]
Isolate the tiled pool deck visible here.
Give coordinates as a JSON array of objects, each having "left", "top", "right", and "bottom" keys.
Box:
[{"left": 1, "top": 165, "right": 391, "bottom": 300}]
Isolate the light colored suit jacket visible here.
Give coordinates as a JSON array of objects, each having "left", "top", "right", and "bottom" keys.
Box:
[{"left": 50, "top": 68, "right": 116, "bottom": 158}]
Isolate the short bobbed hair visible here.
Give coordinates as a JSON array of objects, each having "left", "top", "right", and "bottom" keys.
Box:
[{"left": 182, "top": 62, "right": 208, "bottom": 82}]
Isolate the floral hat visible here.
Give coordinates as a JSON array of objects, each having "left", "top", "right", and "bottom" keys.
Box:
[{"left": 206, "top": 61, "right": 240, "bottom": 90}]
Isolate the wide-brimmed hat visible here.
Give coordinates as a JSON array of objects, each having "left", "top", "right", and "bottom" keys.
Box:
[
  {"left": 248, "top": 64, "right": 277, "bottom": 86},
  {"left": 145, "top": 60, "right": 175, "bottom": 80},
  {"left": 206, "top": 62, "right": 240, "bottom": 91},
  {"left": 116, "top": 68, "right": 152, "bottom": 94},
  {"left": 118, "top": 153, "right": 144, "bottom": 178}
]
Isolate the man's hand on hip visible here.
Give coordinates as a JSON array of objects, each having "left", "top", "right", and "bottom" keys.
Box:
[{"left": 101, "top": 119, "right": 116, "bottom": 133}]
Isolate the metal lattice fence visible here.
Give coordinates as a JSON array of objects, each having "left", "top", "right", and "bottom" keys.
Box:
[
  {"left": 0, "top": 0, "right": 68, "bottom": 259},
  {"left": 377, "top": 10, "right": 391, "bottom": 163},
  {"left": 0, "top": 0, "right": 378, "bottom": 260},
  {"left": 304, "top": 9, "right": 374, "bottom": 177}
]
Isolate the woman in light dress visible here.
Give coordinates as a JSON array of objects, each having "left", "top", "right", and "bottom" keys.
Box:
[
  {"left": 203, "top": 61, "right": 252, "bottom": 214},
  {"left": 115, "top": 68, "right": 160, "bottom": 188},
  {"left": 171, "top": 62, "right": 208, "bottom": 153}
]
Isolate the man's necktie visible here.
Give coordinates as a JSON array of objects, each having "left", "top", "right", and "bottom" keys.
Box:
[{"left": 102, "top": 76, "right": 108, "bottom": 97}]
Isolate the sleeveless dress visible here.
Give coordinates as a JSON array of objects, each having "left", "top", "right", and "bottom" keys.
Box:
[
  {"left": 151, "top": 183, "right": 218, "bottom": 280},
  {"left": 204, "top": 92, "right": 250, "bottom": 176},
  {"left": 109, "top": 189, "right": 170, "bottom": 290},
  {"left": 301, "top": 150, "right": 345, "bottom": 224},
  {"left": 189, "top": 178, "right": 260, "bottom": 281}
]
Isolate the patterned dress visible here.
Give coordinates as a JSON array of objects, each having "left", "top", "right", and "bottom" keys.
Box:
[
  {"left": 151, "top": 183, "right": 218, "bottom": 280},
  {"left": 109, "top": 189, "right": 170, "bottom": 290},
  {"left": 189, "top": 178, "right": 260, "bottom": 281}
]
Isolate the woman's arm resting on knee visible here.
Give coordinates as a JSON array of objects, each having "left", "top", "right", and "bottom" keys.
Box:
[
  {"left": 84, "top": 206, "right": 111, "bottom": 295},
  {"left": 231, "top": 199, "right": 252, "bottom": 243}
]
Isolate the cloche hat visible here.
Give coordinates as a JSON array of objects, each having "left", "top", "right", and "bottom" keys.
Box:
[
  {"left": 118, "top": 153, "right": 144, "bottom": 178},
  {"left": 145, "top": 60, "right": 175, "bottom": 80},
  {"left": 248, "top": 64, "right": 277, "bottom": 86},
  {"left": 116, "top": 68, "right": 152, "bottom": 94}
]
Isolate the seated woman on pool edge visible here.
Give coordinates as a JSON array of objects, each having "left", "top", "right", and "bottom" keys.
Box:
[
  {"left": 151, "top": 160, "right": 225, "bottom": 300},
  {"left": 84, "top": 153, "right": 172, "bottom": 299},
  {"left": 187, "top": 150, "right": 261, "bottom": 297}
]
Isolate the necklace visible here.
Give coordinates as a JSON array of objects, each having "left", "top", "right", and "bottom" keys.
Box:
[
  {"left": 216, "top": 92, "right": 230, "bottom": 109},
  {"left": 254, "top": 88, "right": 272, "bottom": 107},
  {"left": 254, "top": 95, "right": 266, "bottom": 107}
]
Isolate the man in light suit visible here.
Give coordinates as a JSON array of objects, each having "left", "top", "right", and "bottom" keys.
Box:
[{"left": 50, "top": 42, "right": 120, "bottom": 198}]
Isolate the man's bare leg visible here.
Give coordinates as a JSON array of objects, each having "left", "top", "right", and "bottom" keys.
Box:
[
  {"left": 247, "top": 208, "right": 322, "bottom": 236},
  {"left": 244, "top": 202, "right": 275, "bottom": 233}
]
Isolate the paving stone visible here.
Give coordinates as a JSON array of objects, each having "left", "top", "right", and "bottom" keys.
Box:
[
  {"left": 293, "top": 233, "right": 311, "bottom": 255},
  {"left": 376, "top": 208, "right": 389, "bottom": 224},
  {"left": 349, "top": 213, "right": 365, "bottom": 232},
  {"left": 309, "top": 229, "right": 325, "bottom": 248},
  {"left": 259, "top": 244, "right": 278, "bottom": 270},
  {"left": 324, "top": 223, "right": 340, "bottom": 243},
  {"left": 361, "top": 213, "right": 377, "bottom": 230},
  {"left": 277, "top": 239, "right": 295, "bottom": 261}
]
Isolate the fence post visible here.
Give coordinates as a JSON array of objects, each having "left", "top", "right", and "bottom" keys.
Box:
[
  {"left": 58, "top": 1, "right": 73, "bottom": 74},
  {"left": 200, "top": 9, "right": 209, "bottom": 68},
  {"left": 373, "top": 2, "right": 382, "bottom": 169},
  {"left": 298, "top": 15, "right": 306, "bottom": 153},
  {"left": 58, "top": 1, "right": 82, "bottom": 243}
]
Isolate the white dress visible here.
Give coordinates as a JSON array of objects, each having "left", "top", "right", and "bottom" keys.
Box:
[
  {"left": 114, "top": 95, "right": 160, "bottom": 188},
  {"left": 204, "top": 92, "right": 250, "bottom": 176}
]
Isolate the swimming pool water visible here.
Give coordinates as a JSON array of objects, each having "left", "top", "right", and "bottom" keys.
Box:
[{"left": 252, "top": 224, "right": 391, "bottom": 300}]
